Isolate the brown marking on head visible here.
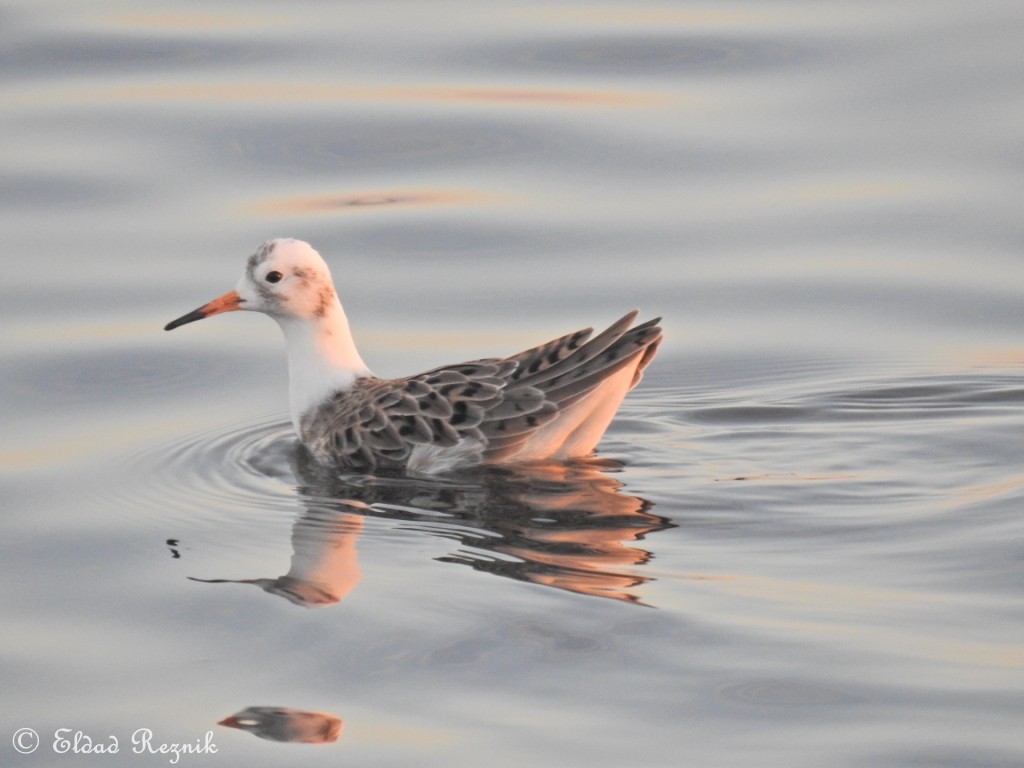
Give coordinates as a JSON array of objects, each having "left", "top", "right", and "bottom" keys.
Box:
[
  {"left": 313, "top": 284, "right": 335, "bottom": 318},
  {"left": 246, "top": 240, "right": 277, "bottom": 277}
]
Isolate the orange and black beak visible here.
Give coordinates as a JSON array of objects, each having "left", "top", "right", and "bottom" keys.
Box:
[{"left": 164, "top": 290, "right": 243, "bottom": 331}]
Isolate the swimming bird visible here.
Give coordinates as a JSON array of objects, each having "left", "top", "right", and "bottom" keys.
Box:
[{"left": 165, "top": 238, "right": 661, "bottom": 473}]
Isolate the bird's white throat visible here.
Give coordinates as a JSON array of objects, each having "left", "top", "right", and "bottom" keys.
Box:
[{"left": 276, "top": 301, "right": 371, "bottom": 435}]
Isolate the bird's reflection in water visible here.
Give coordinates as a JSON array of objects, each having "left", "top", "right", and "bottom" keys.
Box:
[
  {"left": 192, "top": 509, "right": 364, "bottom": 606},
  {"left": 219, "top": 706, "right": 342, "bottom": 744},
  {"left": 192, "top": 449, "right": 672, "bottom": 606}
]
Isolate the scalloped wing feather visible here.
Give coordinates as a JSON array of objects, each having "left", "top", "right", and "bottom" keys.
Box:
[{"left": 300, "top": 312, "right": 662, "bottom": 471}]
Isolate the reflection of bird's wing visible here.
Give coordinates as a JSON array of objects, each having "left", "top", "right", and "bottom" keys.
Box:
[{"left": 301, "top": 310, "right": 662, "bottom": 470}]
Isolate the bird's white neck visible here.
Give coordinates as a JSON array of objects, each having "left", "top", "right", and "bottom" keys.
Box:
[{"left": 276, "top": 300, "right": 371, "bottom": 435}]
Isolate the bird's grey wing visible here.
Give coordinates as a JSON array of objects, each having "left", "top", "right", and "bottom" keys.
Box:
[
  {"left": 307, "top": 313, "right": 661, "bottom": 469},
  {"left": 478, "top": 311, "right": 663, "bottom": 458},
  {"left": 385, "top": 358, "right": 545, "bottom": 446},
  {"left": 530, "top": 311, "right": 662, "bottom": 402},
  {"left": 306, "top": 360, "right": 531, "bottom": 466},
  {"left": 302, "top": 378, "right": 414, "bottom": 469},
  {"left": 395, "top": 312, "right": 663, "bottom": 462}
]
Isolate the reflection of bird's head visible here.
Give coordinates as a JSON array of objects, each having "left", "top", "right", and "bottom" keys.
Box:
[
  {"left": 256, "top": 576, "right": 345, "bottom": 606},
  {"left": 218, "top": 706, "right": 342, "bottom": 744},
  {"left": 188, "top": 576, "right": 345, "bottom": 607}
]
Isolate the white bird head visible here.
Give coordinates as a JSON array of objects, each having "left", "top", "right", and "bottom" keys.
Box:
[
  {"left": 164, "top": 238, "right": 371, "bottom": 433},
  {"left": 164, "top": 238, "right": 338, "bottom": 329}
]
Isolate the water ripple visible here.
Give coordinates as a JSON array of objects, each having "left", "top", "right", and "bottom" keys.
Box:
[
  {"left": 129, "top": 414, "right": 296, "bottom": 530},
  {"left": 94, "top": 82, "right": 659, "bottom": 108},
  {"left": 459, "top": 34, "right": 815, "bottom": 77},
  {"left": 0, "top": 34, "right": 268, "bottom": 79},
  {"left": 715, "top": 679, "right": 865, "bottom": 708},
  {"left": 218, "top": 118, "right": 572, "bottom": 174},
  {"left": 677, "top": 368, "right": 1024, "bottom": 426},
  {"left": 2, "top": 348, "right": 235, "bottom": 405},
  {"left": 248, "top": 188, "right": 497, "bottom": 218},
  {"left": 126, "top": 412, "right": 672, "bottom": 605}
]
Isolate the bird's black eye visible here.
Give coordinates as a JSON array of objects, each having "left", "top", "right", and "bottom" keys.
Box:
[{"left": 265, "top": 270, "right": 283, "bottom": 284}]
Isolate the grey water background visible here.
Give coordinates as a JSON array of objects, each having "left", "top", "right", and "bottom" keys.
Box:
[{"left": 2, "top": 0, "right": 1023, "bottom": 766}]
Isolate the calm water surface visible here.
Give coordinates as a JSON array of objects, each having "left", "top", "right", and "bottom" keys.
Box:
[{"left": 2, "top": 1, "right": 1023, "bottom": 766}]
